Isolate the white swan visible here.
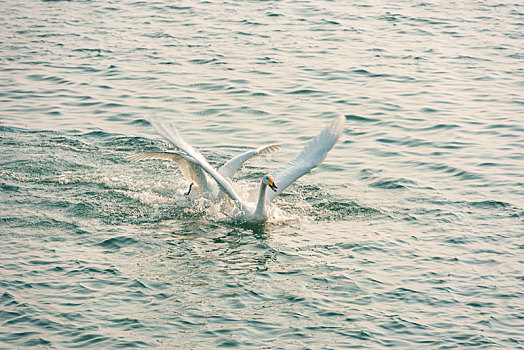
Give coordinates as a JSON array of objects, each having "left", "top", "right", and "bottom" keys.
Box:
[
  {"left": 129, "top": 144, "right": 280, "bottom": 199},
  {"left": 144, "top": 115, "right": 345, "bottom": 223}
]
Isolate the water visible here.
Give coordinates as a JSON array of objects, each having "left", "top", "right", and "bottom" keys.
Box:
[{"left": 1, "top": 0, "right": 523, "bottom": 348}]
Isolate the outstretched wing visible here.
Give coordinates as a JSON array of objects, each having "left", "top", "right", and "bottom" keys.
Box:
[
  {"left": 148, "top": 116, "right": 244, "bottom": 209},
  {"left": 218, "top": 144, "right": 281, "bottom": 179},
  {"left": 128, "top": 151, "right": 195, "bottom": 182},
  {"left": 266, "top": 115, "right": 345, "bottom": 203},
  {"left": 128, "top": 151, "right": 210, "bottom": 191}
]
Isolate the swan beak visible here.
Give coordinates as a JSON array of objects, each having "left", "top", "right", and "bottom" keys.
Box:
[{"left": 268, "top": 178, "right": 278, "bottom": 192}]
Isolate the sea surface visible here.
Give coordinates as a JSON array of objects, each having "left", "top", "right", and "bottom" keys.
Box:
[{"left": 1, "top": 0, "right": 523, "bottom": 348}]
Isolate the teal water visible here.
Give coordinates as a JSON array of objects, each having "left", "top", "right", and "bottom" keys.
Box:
[{"left": 1, "top": 0, "right": 523, "bottom": 348}]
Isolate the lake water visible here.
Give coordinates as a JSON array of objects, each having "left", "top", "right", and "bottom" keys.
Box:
[{"left": 1, "top": 0, "right": 523, "bottom": 348}]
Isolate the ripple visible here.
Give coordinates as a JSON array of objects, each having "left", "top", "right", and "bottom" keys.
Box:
[
  {"left": 98, "top": 236, "right": 139, "bottom": 250},
  {"left": 369, "top": 177, "right": 416, "bottom": 190}
]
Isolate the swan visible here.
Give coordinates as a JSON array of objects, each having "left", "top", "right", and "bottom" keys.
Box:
[
  {"left": 129, "top": 144, "right": 280, "bottom": 199},
  {"left": 143, "top": 115, "right": 345, "bottom": 223}
]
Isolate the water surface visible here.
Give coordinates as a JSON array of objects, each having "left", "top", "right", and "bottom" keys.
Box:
[{"left": 1, "top": 0, "right": 523, "bottom": 348}]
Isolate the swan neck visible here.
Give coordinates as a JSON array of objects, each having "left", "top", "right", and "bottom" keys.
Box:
[{"left": 254, "top": 180, "right": 268, "bottom": 216}]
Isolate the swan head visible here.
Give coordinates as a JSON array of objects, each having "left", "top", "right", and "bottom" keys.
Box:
[{"left": 263, "top": 175, "right": 278, "bottom": 192}]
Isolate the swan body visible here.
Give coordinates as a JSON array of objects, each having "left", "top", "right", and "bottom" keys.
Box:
[{"left": 140, "top": 115, "right": 345, "bottom": 223}]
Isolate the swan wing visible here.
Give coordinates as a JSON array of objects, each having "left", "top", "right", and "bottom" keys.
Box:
[
  {"left": 148, "top": 116, "right": 244, "bottom": 208},
  {"left": 218, "top": 144, "right": 281, "bottom": 179},
  {"left": 266, "top": 115, "right": 345, "bottom": 203},
  {"left": 128, "top": 151, "right": 210, "bottom": 190}
]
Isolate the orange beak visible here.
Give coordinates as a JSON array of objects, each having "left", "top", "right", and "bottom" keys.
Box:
[{"left": 268, "top": 178, "right": 278, "bottom": 192}]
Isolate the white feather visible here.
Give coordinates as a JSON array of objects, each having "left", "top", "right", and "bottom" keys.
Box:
[
  {"left": 148, "top": 116, "right": 244, "bottom": 208},
  {"left": 129, "top": 151, "right": 193, "bottom": 181},
  {"left": 266, "top": 115, "right": 345, "bottom": 203},
  {"left": 218, "top": 144, "right": 281, "bottom": 179}
]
